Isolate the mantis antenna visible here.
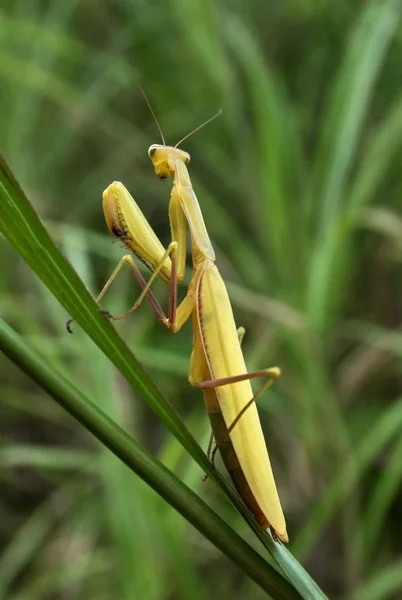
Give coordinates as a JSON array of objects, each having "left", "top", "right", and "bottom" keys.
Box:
[
  {"left": 138, "top": 82, "right": 222, "bottom": 148},
  {"left": 137, "top": 82, "right": 166, "bottom": 146},
  {"left": 175, "top": 109, "right": 222, "bottom": 148}
]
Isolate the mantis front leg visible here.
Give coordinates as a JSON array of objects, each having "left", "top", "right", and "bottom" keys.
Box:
[
  {"left": 97, "top": 181, "right": 193, "bottom": 332},
  {"left": 95, "top": 243, "right": 178, "bottom": 328}
]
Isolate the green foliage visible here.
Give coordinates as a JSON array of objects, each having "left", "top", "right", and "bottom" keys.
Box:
[{"left": 1, "top": 0, "right": 402, "bottom": 598}]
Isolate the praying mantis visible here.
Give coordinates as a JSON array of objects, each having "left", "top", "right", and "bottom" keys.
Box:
[{"left": 91, "top": 106, "right": 288, "bottom": 543}]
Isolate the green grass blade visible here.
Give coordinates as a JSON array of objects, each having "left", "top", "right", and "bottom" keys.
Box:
[
  {"left": 353, "top": 559, "right": 402, "bottom": 600},
  {"left": 307, "top": 0, "right": 402, "bottom": 332},
  {"left": 0, "top": 484, "right": 74, "bottom": 595},
  {"left": 0, "top": 445, "right": 95, "bottom": 471},
  {"left": 0, "top": 318, "right": 299, "bottom": 600},
  {"left": 358, "top": 433, "right": 402, "bottom": 563},
  {"left": 225, "top": 15, "right": 303, "bottom": 285},
  {"left": 348, "top": 91, "right": 402, "bottom": 214},
  {"left": 293, "top": 399, "right": 402, "bottom": 559}
]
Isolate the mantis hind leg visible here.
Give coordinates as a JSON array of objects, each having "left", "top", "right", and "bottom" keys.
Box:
[{"left": 197, "top": 364, "right": 281, "bottom": 463}]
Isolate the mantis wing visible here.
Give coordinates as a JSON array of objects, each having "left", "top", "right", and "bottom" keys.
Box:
[{"left": 197, "top": 264, "right": 288, "bottom": 543}]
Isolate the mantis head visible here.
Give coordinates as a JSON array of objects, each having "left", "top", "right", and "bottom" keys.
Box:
[
  {"left": 138, "top": 83, "right": 220, "bottom": 181},
  {"left": 148, "top": 145, "right": 191, "bottom": 180}
]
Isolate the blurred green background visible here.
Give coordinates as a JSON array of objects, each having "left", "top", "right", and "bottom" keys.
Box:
[{"left": 1, "top": 0, "right": 402, "bottom": 598}]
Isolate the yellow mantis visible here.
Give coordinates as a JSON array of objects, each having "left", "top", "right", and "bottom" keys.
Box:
[{"left": 95, "top": 107, "right": 288, "bottom": 543}]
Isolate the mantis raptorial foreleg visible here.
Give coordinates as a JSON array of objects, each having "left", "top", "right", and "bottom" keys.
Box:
[{"left": 89, "top": 181, "right": 194, "bottom": 332}]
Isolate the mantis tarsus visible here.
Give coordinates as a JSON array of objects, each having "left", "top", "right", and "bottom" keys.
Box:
[{"left": 89, "top": 109, "right": 288, "bottom": 543}]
